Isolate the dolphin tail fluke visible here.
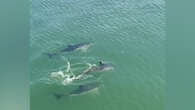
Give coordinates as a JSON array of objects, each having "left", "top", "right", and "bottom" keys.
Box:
[
  {"left": 44, "top": 53, "right": 56, "bottom": 59},
  {"left": 47, "top": 53, "right": 53, "bottom": 58},
  {"left": 53, "top": 93, "right": 65, "bottom": 100}
]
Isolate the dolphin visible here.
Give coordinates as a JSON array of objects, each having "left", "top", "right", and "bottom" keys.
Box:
[
  {"left": 73, "top": 61, "right": 114, "bottom": 81},
  {"left": 60, "top": 42, "right": 92, "bottom": 53},
  {"left": 98, "top": 61, "right": 114, "bottom": 72},
  {"left": 53, "top": 82, "right": 100, "bottom": 99},
  {"left": 46, "top": 42, "right": 93, "bottom": 58},
  {"left": 83, "top": 61, "right": 114, "bottom": 75},
  {"left": 69, "top": 82, "right": 101, "bottom": 96}
]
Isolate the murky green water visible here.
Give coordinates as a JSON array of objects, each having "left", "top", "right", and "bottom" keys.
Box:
[{"left": 30, "top": 0, "right": 165, "bottom": 110}]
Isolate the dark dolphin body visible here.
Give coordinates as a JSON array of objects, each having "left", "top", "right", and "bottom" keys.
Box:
[
  {"left": 46, "top": 42, "right": 92, "bottom": 58},
  {"left": 84, "top": 61, "right": 114, "bottom": 75},
  {"left": 69, "top": 82, "right": 100, "bottom": 96},
  {"left": 60, "top": 42, "right": 91, "bottom": 52},
  {"left": 53, "top": 82, "right": 100, "bottom": 100},
  {"left": 98, "top": 63, "right": 114, "bottom": 72},
  {"left": 70, "top": 82, "right": 100, "bottom": 96}
]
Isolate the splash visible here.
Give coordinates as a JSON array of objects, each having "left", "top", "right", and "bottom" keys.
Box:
[{"left": 49, "top": 60, "right": 97, "bottom": 86}]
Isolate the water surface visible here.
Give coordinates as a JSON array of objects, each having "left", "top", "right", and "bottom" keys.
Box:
[{"left": 30, "top": 0, "right": 165, "bottom": 110}]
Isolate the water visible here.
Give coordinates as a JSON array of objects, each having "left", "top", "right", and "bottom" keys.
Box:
[{"left": 30, "top": 0, "right": 165, "bottom": 110}]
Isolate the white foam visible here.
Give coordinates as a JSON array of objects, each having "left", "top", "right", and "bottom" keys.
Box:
[
  {"left": 62, "top": 74, "right": 76, "bottom": 85},
  {"left": 50, "top": 70, "right": 65, "bottom": 79}
]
